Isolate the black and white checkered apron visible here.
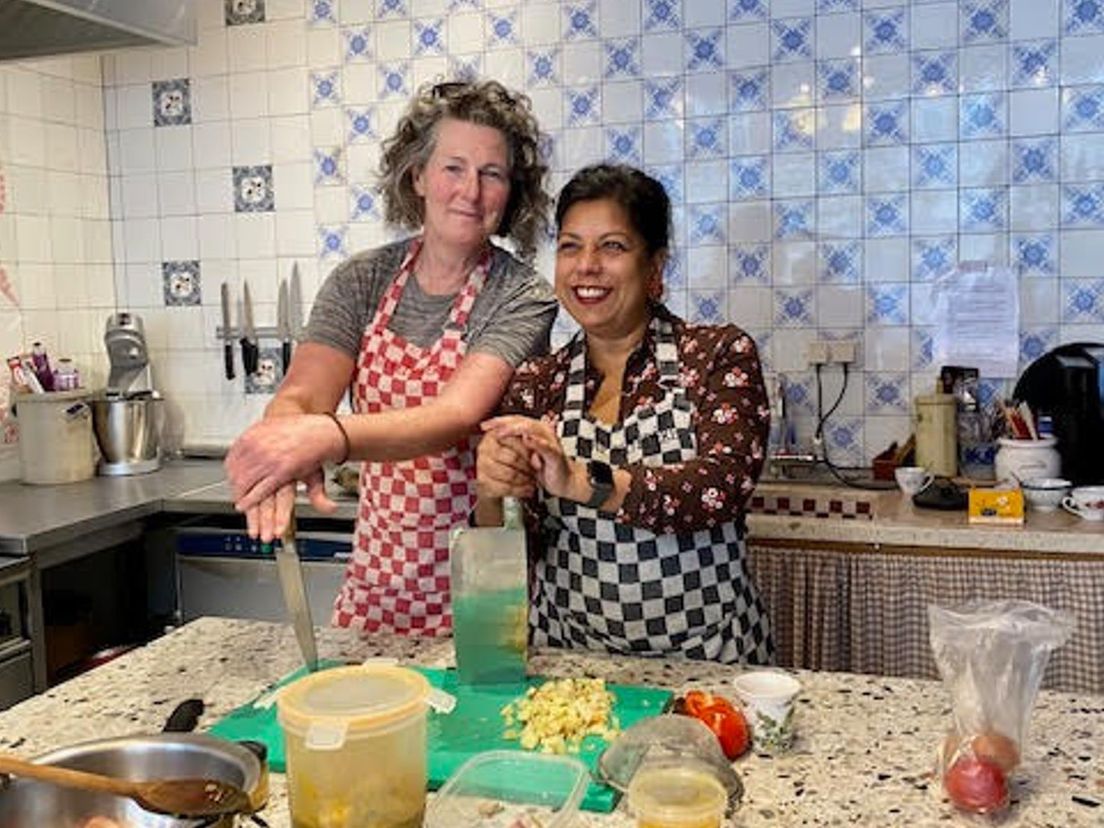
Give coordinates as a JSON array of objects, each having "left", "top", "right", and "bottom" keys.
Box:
[{"left": 530, "top": 316, "right": 775, "bottom": 664}]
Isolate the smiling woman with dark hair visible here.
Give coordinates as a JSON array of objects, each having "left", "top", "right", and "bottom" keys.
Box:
[
  {"left": 225, "top": 79, "right": 557, "bottom": 636},
  {"left": 475, "top": 163, "right": 775, "bottom": 664}
]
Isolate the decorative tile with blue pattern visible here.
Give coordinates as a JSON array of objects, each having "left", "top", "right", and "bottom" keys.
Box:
[
  {"left": 1012, "top": 139, "right": 1056, "bottom": 184},
  {"left": 689, "top": 205, "right": 726, "bottom": 245},
  {"left": 818, "top": 151, "right": 860, "bottom": 194},
  {"left": 729, "top": 69, "right": 768, "bottom": 112},
  {"left": 604, "top": 38, "right": 641, "bottom": 78},
  {"left": 729, "top": 156, "right": 769, "bottom": 200},
  {"left": 864, "top": 372, "right": 910, "bottom": 413},
  {"left": 350, "top": 185, "right": 380, "bottom": 222},
  {"left": 345, "top": 108, "right": 376, "bottom": 143},
  {"left": 344, "top": 26, "right": 375, "bottom": 61},
  {"left": 773, "top": 109, "right": 815, "bottom": 152},
  {"left": 643, "top": 0, "right": 680, "bottom": 31},
  {"left": 686, "top": 28, "right": 724, "bottom": 72},
  {"left": 730, "top": 244, "right": 770, "bottom": 284},
  {"left": 1064, "top": 0, "right": 1104, "bottom": 35},
  {"left": 377, "top": 64, "right": 409, "bottom": 99},
  {"left": 1013, "top": 234, "right": 1056, "bottom": 277},
  {"left": 527, "top": 49, "right": 560, "bottom": 86},
  {"left": 911, "top": 144, "right": 956, "bottom": 189},
  {"left": 644, "top": 78, "right": 681, "bottom": 120},
  {"left": 1062, "top": 86, "right": 1104, "bottom": 132},
  {"left": 1062, "top": 279, "right": 1104, "bottom": 322},
  {"left": 774, "top": 288, "right": 815, "bottom": 326},
  {"left": 911, "top": 51, "right": 957, "bottom": 96},
  {"left": 606, "top": 127, "right": 642, "bottom": 164},
  {"left": 688, "top": 118, "right": 727, "bottom": 159},
  {"left": 486, "top": 10, "right": 519, "bottom": 48},
  {"left": 866, "top": 284, "right": 909, "bottom": 325},
  {"left": 729, "top": 0, "right": 768, "bottom": 23},
  {"left": 864, "top": 10, "right": 908, "bottom": 54},
  {"left": 233, "top": 166, "right": 274, "bottom": 213},
  {"left": 866, "top": 195, "right": 908, "bottom": 237},
  {"left": 912, "top": 237, "right": 957, "bottom": 281},
  {"left": 313, "top": 148, "right": 344, "bottom": 185},
  {"left": 774, "top": 200, "right": 814, "bottom": 239},
  {"left": 317, "top": 224, "right": 348, "bottom": 260},
  {"left": 1061, "top": 183, "right": 1104, "bottom": 226},
  {"left": 412, "top": 19, "right": 444, "bottom": 55},
  {"left": 771, "top": 18, "right": 813, "bottom": 62},
  {"left": 308, "top": 0, "right": 336, "bottom": 26},
  {"left": 819, "top": 241, "right": 862, "bottom": 283},
  {"left": 310, "top": 71, "right": 340, "bottom": 107},
  {"left": 960, "top": 92, "right": 1006, "bottom": 139},
  {"left": 1011, "top": 40, "right": 1057, "bottom": 88},
  {"left": 960, "top": 187, "right": 1007, "bottom": 231},
  {"left": 564, "top": 2, "right": 599, "bottom": 40},
  {"left": 565, "top": 86, "right": 600, "bottom": 126},
  {"left": 1020, "top": 328, "right": 1058, "bottom": 365},
  {"left": 817, "top": 59, "right": 859, "bottom": 101},
  {"left": 960, "top": 1, "right": 1007, "bottom": 43},
  {"left": 865, "top": 101, "right": 909, "bottom": 146},
  {"left": 690, "top": 290, "right": 727, "bottom": 323}
]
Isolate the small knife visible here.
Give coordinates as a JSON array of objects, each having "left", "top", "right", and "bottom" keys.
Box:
[
  {"left": 277, "top": 278, "right": 291, "bottom": 374},
  {"left": 268, "top": 508, "right": 318, "bottom": 671},
  {"left": 220, "top": 282, "right": 235, "bottom": 380},
  {"left": 289, "top": 262, "right": 304, "bottom": 344},
  {"left": 240, "top": 279, "right": 259, "bottom": 376}
]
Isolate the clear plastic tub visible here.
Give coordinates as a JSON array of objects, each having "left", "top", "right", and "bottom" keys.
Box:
[
  {"left": 424, "top": 750, "right": 588, "bottom": 828},
  {"left": 626, "top": 758, "right": 728, "bottom": 828}
]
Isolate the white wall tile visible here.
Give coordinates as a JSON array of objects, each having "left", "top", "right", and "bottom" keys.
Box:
[
  {"left": 1009, "top": 88, "right": 1058, "bottom": 135},
  {"left": 190, "top": 28, "right": 229, "bottom": 77},
  {"left": 1060, "top": 35, "right": 1104, "bottom": 85},
  {"left": 229, "top": 71, "right": 270, "bottom": 119},
  {"left": 228, "top": 27, "right": 269, "bottom": 74},
  {"left": 911, "top": 2, "right": 958, "bottom": 49},
  {"left": 1061, "top": 229, "right": 1104, "bottom": 277}
]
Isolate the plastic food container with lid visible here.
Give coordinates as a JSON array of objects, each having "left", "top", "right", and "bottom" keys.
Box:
[
  {"left": 424, "top": 750, "right": 588, "bottom": 828},
  {"left": 276, "top": 664, "right": 431, "bottom": 828},
  {"left": 627, "top": 757, "right": 729, "bottom": 828}
]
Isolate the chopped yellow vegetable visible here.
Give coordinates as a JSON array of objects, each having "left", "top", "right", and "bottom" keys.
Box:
[{"left": 500, "top": 677, "right": 619, "bottom": 754}]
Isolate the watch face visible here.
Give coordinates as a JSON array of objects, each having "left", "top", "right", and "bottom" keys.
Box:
[{"left": 589, "top": 460, "right": 614, "bottom": 487}]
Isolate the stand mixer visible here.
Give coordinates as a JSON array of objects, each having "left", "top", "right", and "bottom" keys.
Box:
[{"left": 91, "top": 313, "right": 164, "bottom": 475}]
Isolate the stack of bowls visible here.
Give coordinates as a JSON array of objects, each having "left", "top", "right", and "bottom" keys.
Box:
[{"left": 1020, "top": 477, "right": 1072, "bottom": 512}]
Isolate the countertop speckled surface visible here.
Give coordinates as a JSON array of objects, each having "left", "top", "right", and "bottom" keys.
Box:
[{"left": 0, "top": 618, "right": 1100, "bottom": 827}]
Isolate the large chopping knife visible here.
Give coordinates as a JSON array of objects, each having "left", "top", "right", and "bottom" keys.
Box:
[
  {"left": 268, "top": 508, "right": 318, "bottom": 671},
  {"left": 240, "top": 280, "right": 259, "bottom": 376},
  {"left": 220, "top": 282, "right": 235, "bottom": 380},
  {"left": 276, "top": 279, "right": 291, "bottom": 374},
  {"left": 289, "top": 262, "right": 304, "bottom": 343}
]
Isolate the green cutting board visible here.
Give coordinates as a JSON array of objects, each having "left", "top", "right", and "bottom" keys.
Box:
[{"left": 208, "top": 662, "right": 672, "bottom": 813}]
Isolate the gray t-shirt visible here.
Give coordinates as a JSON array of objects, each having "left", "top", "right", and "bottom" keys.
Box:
[{"left": 304, "top": 238, "right": 558, "bottom": 367}]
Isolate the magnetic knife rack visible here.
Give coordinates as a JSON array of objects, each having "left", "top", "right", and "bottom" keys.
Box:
[{"left": 216, "top": 325, "right": 285, "bottom": 339}]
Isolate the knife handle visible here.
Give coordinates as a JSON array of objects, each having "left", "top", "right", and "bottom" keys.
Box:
[
  {"left": 282, "top": 340, "right": 292, "bottom": 375},
  {"left": 241, "top": 338, "right": 259, "bottom": 375},
  {"left": 224, "top": 342, "right": 235, "bottom": 380}
]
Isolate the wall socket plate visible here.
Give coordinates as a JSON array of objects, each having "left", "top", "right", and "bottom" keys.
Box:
[{"left": 806, "top": 339, "right": 857, "bottom": 366}]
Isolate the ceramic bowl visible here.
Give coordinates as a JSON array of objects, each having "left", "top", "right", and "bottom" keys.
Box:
[{"left": 1020, "top": 477, "right": 1072, "bottom": 512}]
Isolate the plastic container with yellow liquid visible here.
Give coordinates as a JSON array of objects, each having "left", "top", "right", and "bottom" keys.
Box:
[
  {"left": 277, "top": 665, "right": 431, "bottom": 828},
  {"left": 627, "top": 759, "right": 729, "bottom": 828}
]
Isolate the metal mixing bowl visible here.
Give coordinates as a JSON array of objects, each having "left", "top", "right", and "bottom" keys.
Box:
[{"left": 0, "top": 734, "right": 264, "bottom": 828}]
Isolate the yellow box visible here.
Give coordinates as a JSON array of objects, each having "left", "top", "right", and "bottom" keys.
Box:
[{"left": 968, "top": 489, "right": 1025, "bottom": 525}]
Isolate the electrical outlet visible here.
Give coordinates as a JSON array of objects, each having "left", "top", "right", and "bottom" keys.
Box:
[
  {"left": 806, "top": 340, "right": 831, "bottom": 365},
  {"left": 829, "top": 340, "right": 857, "bottom": 365}
]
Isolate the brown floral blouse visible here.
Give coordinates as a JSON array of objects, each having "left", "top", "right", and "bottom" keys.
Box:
[{"left": 499, "top": 306, "right": 770, "bottom": 536}]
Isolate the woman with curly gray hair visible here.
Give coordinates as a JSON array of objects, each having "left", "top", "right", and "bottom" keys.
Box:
[{"left": 226, "top": 79, "right": 558, "bottom": 635}]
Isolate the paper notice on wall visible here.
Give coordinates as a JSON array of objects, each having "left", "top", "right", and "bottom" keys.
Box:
[{"left": 930, "top": 262, "right": 1020, "bottom": 378}]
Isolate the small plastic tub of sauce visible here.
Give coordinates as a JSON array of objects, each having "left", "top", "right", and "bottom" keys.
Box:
[{"left": 626, "top": 758, "right": 728, "bottom": 828}]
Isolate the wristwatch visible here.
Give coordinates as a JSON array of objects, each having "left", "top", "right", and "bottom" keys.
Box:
[{"left": 583, "top": 460, "right": 614, "bottom": 509}]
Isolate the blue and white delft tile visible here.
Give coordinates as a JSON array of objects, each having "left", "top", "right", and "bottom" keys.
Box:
[
  {"left": 911, "top": 144, "right": 957, "bottom": 189},
  {"left": 1011, "top": 138, "right": 1056, "bottom": 183},
  {"left": 771, "top": 18, "right": 813, "bottom": 62},
  {"left": 412, "top": 19, "right": 445, "bottom": 56},
  {"left": 308, "top": 0, "right": 337, "bottom": 25},
  {"left": 162, "top": 260, "right": 201, "bottom": 306},
  {"left": 350, "top": 186, "right": 380, "bottom": 222},
  {"left": 1062, "top": 86, "right": 1104, "bottom": 132},
  {"left": 729, "top": 156, "right": 769, "bottom": 200},
  {"left": 233, "top": 166, "right": 274, "bottom": 213},
  {"left": 563, "top": 2, "right": 599, "bottom": 40},
  {"left": 343, "top": 26, "right": 374, "bottom": 61},
  {"left": 604, "top": 38, "right": 641, "bottom": 79},
  {"left": 606, "top": 127, "right": 642, "bottom": 164},
  {"left": 773, "top": 288, "right": 815, "bottom": 327},
  {"left": 345, "top": 108, "right": 376, "bottom": 143},
  {"left": 818, "top": 151, "right": 860, "bottom": 194},
  {"left": 648, "top": 164, "right": 683, "bottom": 202},
  {"left": 819, "top": 241, "right": 862, "bottom": 284},
  {"left": 1064, "top": 0, "right": 1104, "bottom": 35},
  {"left": 784, "top": 375, "right": 817, "bottom": 416},
  {"left": 729, "top": 0, "right": 768, "bottom": 23},
  {"left": 152, "top": 79, "right": 191, "bottom": 127},
  {"left": 665, "top": 251, "right": 686, "bottom": 290},
  {"left": 449, "top": 54, "right": 482, "bottom": 82},
  {"left": 865, "top": 194, "right": 908, "bottom": 237},
  {"left": 912, "top": 237, "right": 956, "bottom": 281},
  {"left": 773, "top": 200, "right": 814, "bottom": 239},
  {"left": 318, "top": 224, "right": 349, "bottom": 261},
  {"left": 960, "top": 92, "right": 1006, "bottom": 139},
  {"left": 911, "top": 51, "right": 957, "bottom": 96},
  {"left": 865, "top": 284, "right": 909, "bottom": 326},
  {"left": 447, "top": 0, "right": 480, "bottom": 11},
  {"left": 1011, "top": 40, "right": 1057, "bottom": 88},
  {"left": 960, "top": 187, "right": 1008, "bottom": 231},
  {"left": 864, "top": 10, "right": 908, "bottom": 55},
  {"left": 976, "top": 378, "right": 1009, "bottom": 409},
  {"left": 730, "top": 244, "right": 770, "bottom": 285},
  {"left": 486, "top": 10, "right": 519, "bottom": 49},
  {"left": 565, "top": 85, "right": 600, "bottom": 126},
  {"left": 688, "top": 204, "right": 726, "bottom": 245},
  {"left": 643, "top": 0, "right": 681, "bottom": 31},
  {"left": 824, "top": 418, "right": 863, "bottom": 467},
  {"left": 689, "top": 290, "right": 727, "bottom": 324},
  {"left": 1061, "top": 183, "right": 1104, "bottom": 226},
  {"left": 960, "top": 0, "right": 1007, "bottom": 43},
  {"left": 527, "top": 49, "right": 560, "bottom": 86},
  {"left": 644, "top": 78, "right": 681, "bottom": 120},
  {"left": 773, "top": 109, "right": 814, "bottom": 152},
  {"left": 1013, "top": 234, "right": 1055, "bottom": 277},
  {"left": 538, "top": 132, "right": 557, "bottom": 167},
  {"left": 226, "top": 0, "right": 265, "bottom": 26},
  {"left": 816, "top": 0, "right": 858, "bottom": 13},
  {"left": 311, "top": 71, "right": 341, "bottom": 107},
  {"left": 687, "top": 118, "right": 727, "bottom": 159},
  {"left": 865, "top": 100, "right": 909, "bottom": 146},
  {"left": 378, "top": 64, "right": 410, "bottom": 99},
  {"left": 911, "top": 327, "right": 935, "bottom": 370},
  {"left": 245, "top": 348, "right": 283, "bottom": 395},
  {"left": 313, "top": 148, "right": 344, "bottom": 185},
  {"left": 686, "top": 28, "right": 724, "bottom": 73},
  {"left": 1019, "top": 327, "right": 1058, "bottom": 365},
  {"left": 864, "top": 372, "right": 910, "bottom": 414},
  {"left": 729, "top": 69, "right": 768, "bottom": 112},
  {"left": 377, "top": 0, "right": 409, "bottom": 17},
  {"left": 817, "top": 59, "right": 859, "bottom": 101},
  {"left": 1062, "top": 279, "right": 1104, "bottom": 322}
]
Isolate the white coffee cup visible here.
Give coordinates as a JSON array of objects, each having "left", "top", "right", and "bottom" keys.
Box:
[
  {"left": 1062, "top": 486, "right": 1104, "bottom": 521},
  {"left": 732, "top": 671, "right": 801, "bottom": 754},
  {"left": 895, "top": 466, "right": 934, "bottom": 496}
]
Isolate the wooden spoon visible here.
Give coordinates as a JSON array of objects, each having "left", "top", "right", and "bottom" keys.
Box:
[{"left": 0, "top": 754, "right": 252, "bottom": 818}]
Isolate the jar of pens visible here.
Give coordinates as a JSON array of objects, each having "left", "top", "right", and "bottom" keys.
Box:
[{"left": 993, "top": 398, "right": 1061, "bottom": 484}]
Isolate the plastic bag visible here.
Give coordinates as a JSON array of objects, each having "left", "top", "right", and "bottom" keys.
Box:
[{"left": 929, "top": 600, "right": 1073, "bottom": 816}]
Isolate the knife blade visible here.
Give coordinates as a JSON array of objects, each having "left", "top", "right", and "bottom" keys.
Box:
[
  {"left": 271, "top": 509, "right": 318, "bottom": 671},
  {"left": 277, "top": 278, "right": 291, "bottom": 375},
  {"left": 240, "top": 279, "right": 258, "bottom": 376},
  {"left": 220, "top": 282, "right": 234, "bottom": 380},
  {"left": 289, "top": 262, "right": 304, "bottom": 340}
]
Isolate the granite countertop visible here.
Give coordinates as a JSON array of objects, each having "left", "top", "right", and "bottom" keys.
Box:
[{"left": 0, "top": 617, "right": 1099, "bottom": 827}]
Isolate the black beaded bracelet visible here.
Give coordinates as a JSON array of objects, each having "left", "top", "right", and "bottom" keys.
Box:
[{"left": 324, "top": 411, "right": 351, "bottom": 465}]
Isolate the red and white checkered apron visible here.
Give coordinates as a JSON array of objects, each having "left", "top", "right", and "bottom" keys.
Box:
[{"left": 332, "top": 239, "right": 488, "bottom": 634}]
